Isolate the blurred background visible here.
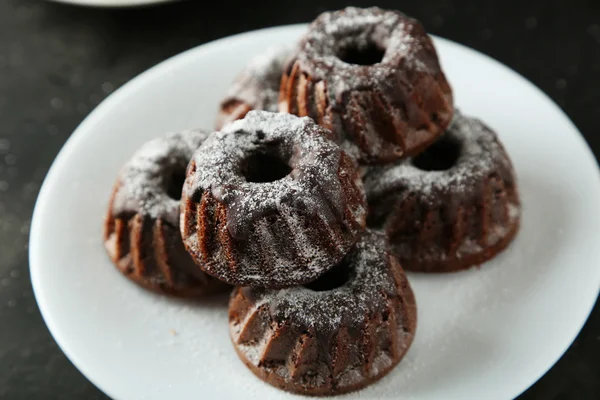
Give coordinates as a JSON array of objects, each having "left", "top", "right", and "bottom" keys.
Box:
[{"left": 0, "top": 0, "right": 598, "bottom": 398}]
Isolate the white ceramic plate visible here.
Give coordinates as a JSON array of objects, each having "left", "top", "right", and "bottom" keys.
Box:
[
  {"left": 30, "top": 25, "right": 600, "bottom": 400},
  {"left": 49, "top": 0, "right": 176, "bottom": 7}
]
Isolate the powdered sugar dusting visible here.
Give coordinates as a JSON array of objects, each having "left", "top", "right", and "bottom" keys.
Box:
[
  {"left": 364, "top": 112, "right": 520, "bottom": 269},
  {"left": 112, "top": 129, "right": 211, "bottom": 226},
  {"left": 365, "top": 112, "right": 513, "bottom": 200},
  {"left": 231, "top": 231, "right": 416, "bottom": 390},
  {"left": 183, "top": 111, "right": 366, "bottom": 287},
  {"left": 225, "top": 44, "right": 293, "bottom": 112},
  {"left": 244, "top": 231, "right": 400, "bottom": 332},
  {"left": 191, "top": 111, "right": 345, "bottom": 238},
  {"left": 283, "top": 7, "right": 450, "bottom": 163},
  {"left": 296, "top": 7, "right": 434, "bottom": 91}
]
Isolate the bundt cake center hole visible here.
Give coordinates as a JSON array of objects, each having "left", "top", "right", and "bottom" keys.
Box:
[
  {"left": 165, "top": 169, "right": 187, "bottom": 200},
  {"left": 242, "top": 152, "right": 292, "bottom": 183},
  {"left": 412, "top": 135, "right": 462, "bottom": 171},
  {"left": 338, "top": 42, "right": 386, "bottom": 66},
  {"left": 303, "top": 262, "right": 351, "bottom": 292}
]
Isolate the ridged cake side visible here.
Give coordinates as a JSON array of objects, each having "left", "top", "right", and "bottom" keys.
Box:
[
  {"left": 104, "top": 202, "right": 227, "bottom": 296},
  {"left": 279, "top": 7, "right": 453, "bottom": 164},
  {"left": 181, "top": 111, "right": 367, "bottom": 287},
  {"left": 104, "top": 131, "right": 229, "bottom": 296},
  {"left": 228, "top": 231, "right": 417, "bottom": 395}
]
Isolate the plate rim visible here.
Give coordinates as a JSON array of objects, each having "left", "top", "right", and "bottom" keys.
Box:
[
  {"left": 29, "top": 23, "right": 600, "bottom": 400},
  {"left": 47, "top": 0, "right": 179, "bottom": 8}
]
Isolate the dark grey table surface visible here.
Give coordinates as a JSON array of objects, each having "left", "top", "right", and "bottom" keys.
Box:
[{"left": 0, "top": 0, "right": 598, "bottom": 398}]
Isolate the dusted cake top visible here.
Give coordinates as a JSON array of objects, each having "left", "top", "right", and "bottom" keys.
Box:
[{"left": 112, "top": 129, "right": 210, "bottom": 226}]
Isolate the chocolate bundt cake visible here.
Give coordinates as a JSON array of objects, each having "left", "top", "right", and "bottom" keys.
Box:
[
  {"left": 104, "top": 130, "right": 229, "bottom": 297},
  {"left": 365, "top": 112, "right": 521, "bottom": 273},
  {"left": 216, "top": 45, "right": 292, "bottom": 130},
  {"left": 279, "top": 7, "right": 453, "bottom": 164},
  {"left": 229, "top": 231, "right": 417, "bottom": 396},
  {"left": 180, "top": 111, "right": 367, "bottom": 288}
]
